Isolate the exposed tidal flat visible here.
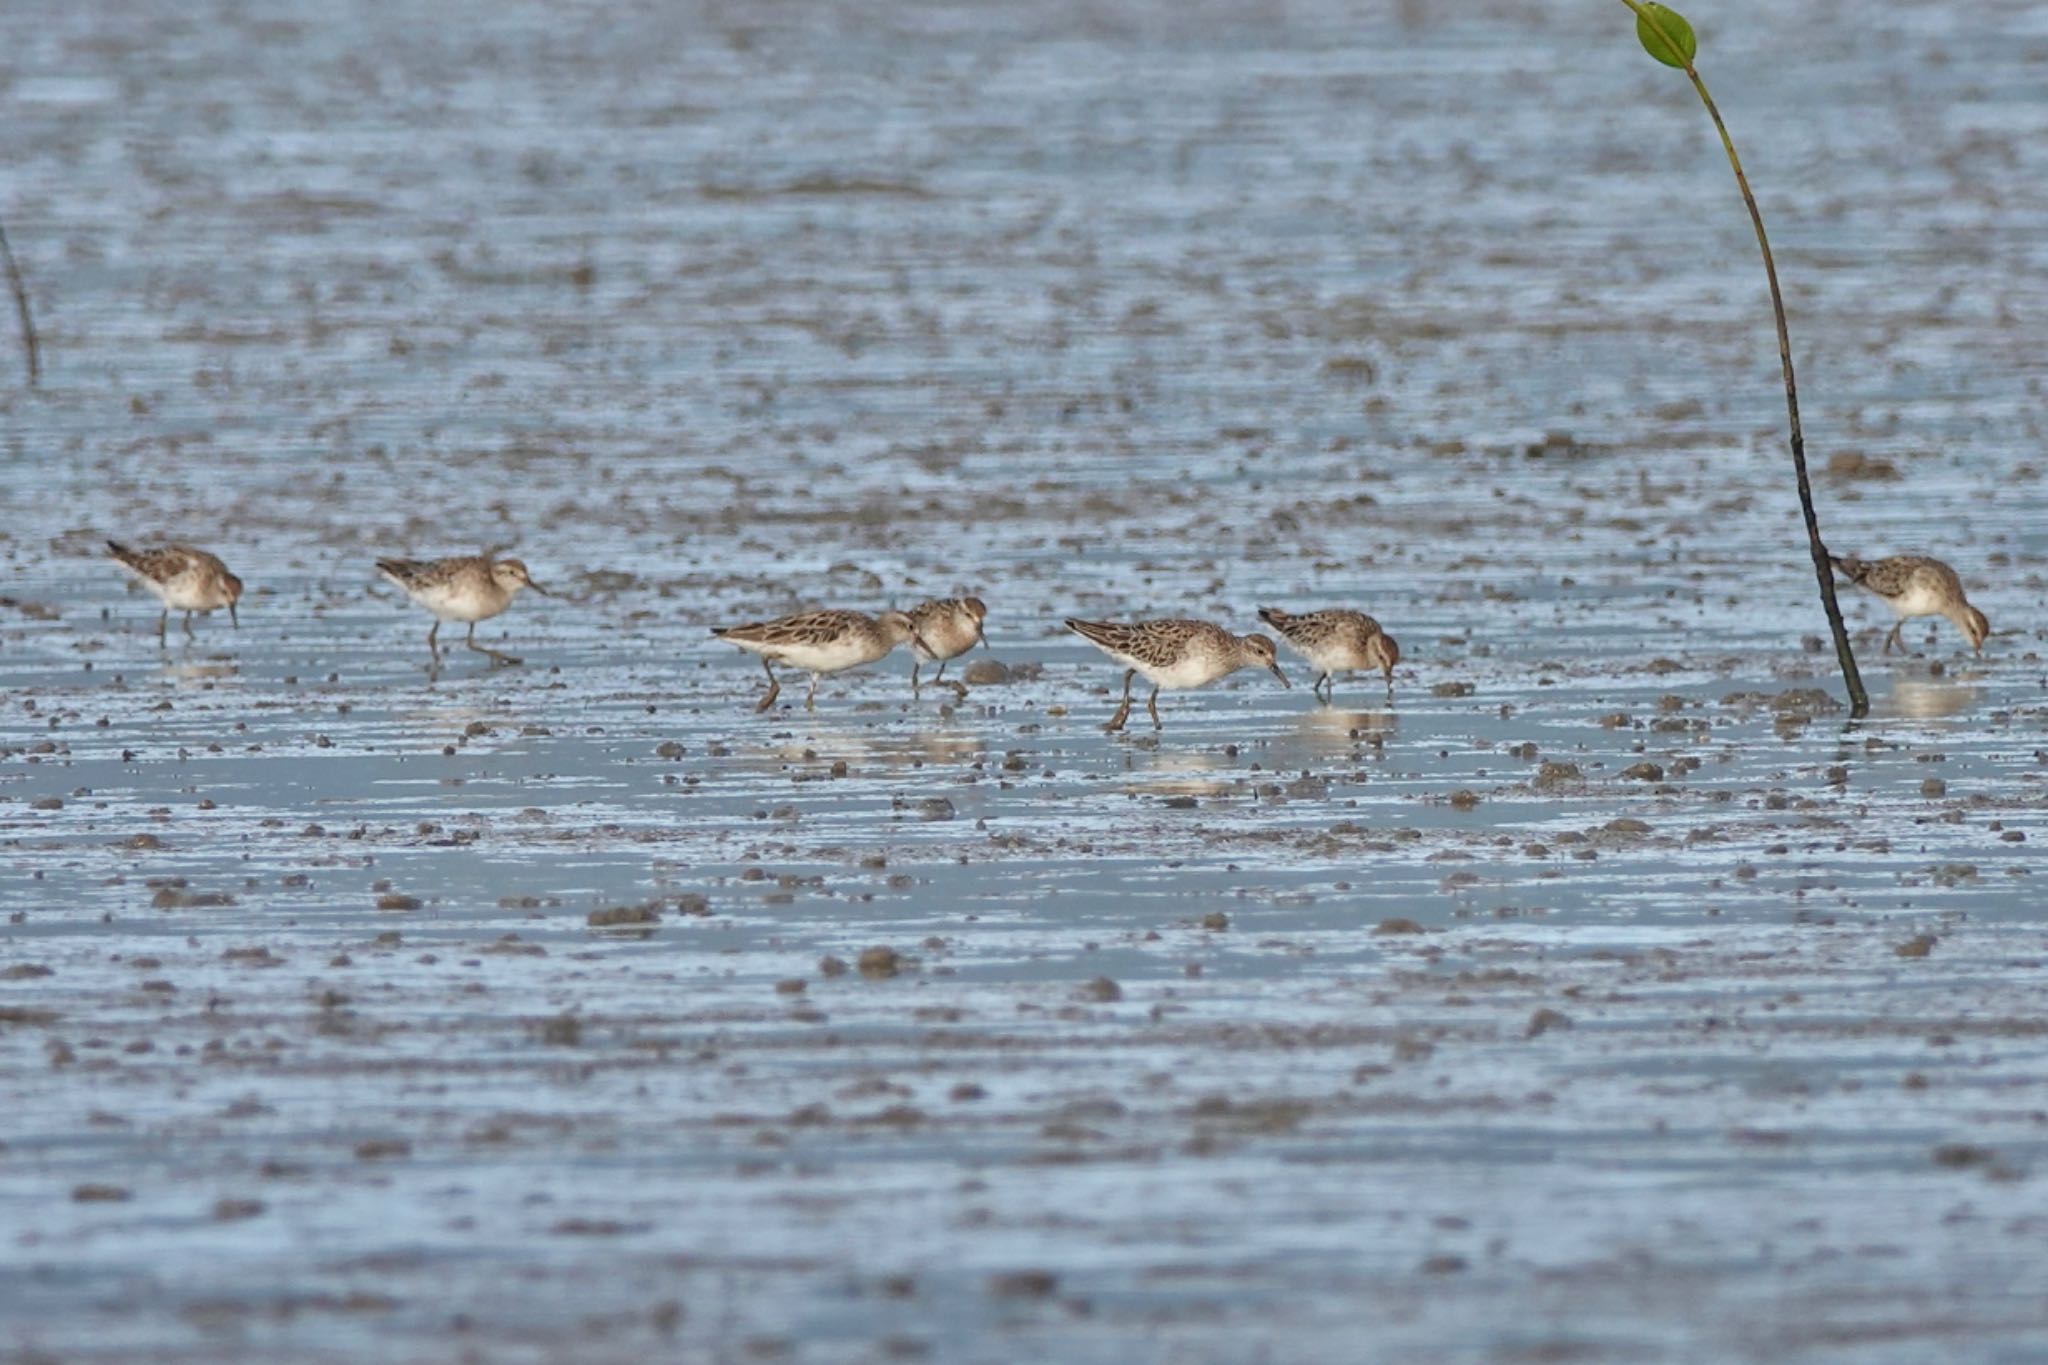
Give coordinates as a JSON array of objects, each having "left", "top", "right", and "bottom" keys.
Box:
[{"left": 3, "top": 0, "right": 2048, "bottom": 1360}]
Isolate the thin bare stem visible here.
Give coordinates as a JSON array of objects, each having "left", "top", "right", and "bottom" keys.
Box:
[
  {"left": 1615, "top": 0, "right": 1868, "bottom": 716},
  {"left": 0, "top": 217, "right": 38, "bottom": 389}
]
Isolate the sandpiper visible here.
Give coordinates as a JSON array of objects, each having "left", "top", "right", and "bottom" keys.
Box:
[
  {"left": 1065, "top": 617, "right": 1290, "bottom": 732},
  {"left": 1830, "top": 553, "right": 1989, "bottom": 655},
  {"left": 106, "top": 541, "right": 243, "bottom": 645},
  {"left": 1257, "top": 606, "right": 1401, "bottom": 701},
  {"left": 376, "top": 552, "right": 551, "bottom": 666},
  {"left": 713, "top": 609, "right": 930, "bottom": 712},
  {"left": 906, "top": 596, "right": 988, "bottom": 697}
]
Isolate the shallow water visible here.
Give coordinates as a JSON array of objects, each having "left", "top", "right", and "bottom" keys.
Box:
[{"left": 3, "top": 0, "right": 2048, "bottom": 1361}]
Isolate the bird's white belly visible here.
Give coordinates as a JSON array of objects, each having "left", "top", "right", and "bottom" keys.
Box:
[
  {"left": 1128, "top": 652, "right": 1231, "bottom": 690},
  {"left": 1297, "top": 641, "right": 1357, "bottom": 675},
  {"left": 410, "top": 585, "right": 504, "bottom": 623},
  {"left": 1887, "top": 581, "right": 1947, "bottom": 618},
  {"left": 769, "top": 636, "right": 888, "bottom": 675},
  {"left": 149, "top": 575, "right": 218, "bottom": 611}
]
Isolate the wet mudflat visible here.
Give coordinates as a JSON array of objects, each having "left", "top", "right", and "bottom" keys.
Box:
[{"left": 4, "top": 0, "right": 2048, "bottom": 1360}]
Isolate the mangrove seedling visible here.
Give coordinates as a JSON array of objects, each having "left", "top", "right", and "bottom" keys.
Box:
[{"left": 1615, "top": 1, "right": 1868, "bottom": 716}]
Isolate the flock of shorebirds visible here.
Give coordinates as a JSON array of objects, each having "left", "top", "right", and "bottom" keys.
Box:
[{"left": 104, "top": 540, "right": 1991, "bottom": 731}]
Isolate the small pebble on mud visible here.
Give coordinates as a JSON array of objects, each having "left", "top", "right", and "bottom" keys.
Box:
[
  {"left": 72, "top": 1184, "right": 130, "bottom": 1203},
  {"left": 987, "top": 1270, "right": 1059, "bottom": 1299},
  {"left": 857, "top": 947, "right": 901, "bottom": 978},
  {"left": 587, "top": 905, "right": 660, "bottom": 927}
]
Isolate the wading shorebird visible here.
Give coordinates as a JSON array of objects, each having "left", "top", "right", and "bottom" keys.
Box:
[
  {"left": 906, "top": 596, "right": 989, "bottom": 697},
  {"left": 106, "top": 541, "right": 243, "bottom": 646},
  {"left": 1065, "top": 617, "right": 1290, "bottom": 732},
  {"left": 1830, "top": 552, "right": 1989, "bottom": 655},
  {"left": 713, "top": 609, "right": 930, "bottom": 712},
  {"left": 1257, "top": 606, "right": 1401, "bottom": 703},
  {"left": 376, "top": 552, "right": 552, "bottom": 666}
]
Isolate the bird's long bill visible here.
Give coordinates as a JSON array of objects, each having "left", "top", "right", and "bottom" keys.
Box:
[
  {"left": 526, "top": 581, "right": 553, "bottom": 598},
  {"left": 229, "top": 603, "right": 240, "bottom": 629},
  {"left": 911, "top": 630, "right": 935, "bottom": 657},
  {"left": 976, "top": 625, "right": 989, "bottom": 650},
  {"left": 1269, "top": 662, "right": 1291, "bottom": 688}
]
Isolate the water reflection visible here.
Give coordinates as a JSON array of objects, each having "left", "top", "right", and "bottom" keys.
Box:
[
  {"left": 1884, "top": 674, "right": 1983, "bottom": 721},
  {"left": 1296, "top": 705, "right": 1398, "bottom": 756},
  {"left": 161, "top": 659, "right": 240, "bottom": 686},
  {"left": 1126, "top": 747, "right": 1228, "bottom": 797}
]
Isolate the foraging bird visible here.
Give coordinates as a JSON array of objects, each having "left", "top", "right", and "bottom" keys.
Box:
[
  {"left": 712, "top": 608, "right": 930, "bottom": 712},
  {"left": 906, "top": 596, "right": 989, "bottom": 697},
  {"left": 376, "top": 553, "right": 551, "bottom": 666},
  {"left": 1065, "top": 617, "right": 1290, "bottom": 732},
  {"left": 1830, "top": 553, "right": 1989, "bottom": 655},
  {"left": 106, "top": 541, "right": 242, "bottom": 646},
  {"left": 1257, "top": 606, "right": 1401, "bottom": 702}
]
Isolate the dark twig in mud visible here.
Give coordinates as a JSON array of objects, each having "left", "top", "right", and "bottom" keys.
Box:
[
  {"left": 0, "top": 216, "right": 38, "bottom": 388},
  {"left": 1613, "top": 1, "right": 1868, "bottom": 717}
]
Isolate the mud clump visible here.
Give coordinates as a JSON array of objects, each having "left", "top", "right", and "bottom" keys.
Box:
[
  {"left": 987, "top": 1270, "right": 1059, "bottom": 1299},
  {"left": 1533, "top": 762, "right": 1582, "bottom": 792},
  {"left": 1894, "top": 935, "right": 1937, "bottom": 958},
  {"left": 1076, "top": 976, "right": 1122, "bottom": 1002},
  {"left": 375, "top": 893, "right": 421, "bottom": 912},
  {"left": 857, "top": 947, "right": 902, "bottom": 978},
  {"left": 1374, "top": 918, "right": 1425, "bottom": 936},
  {"left": 152, "top": 888, "right": 236, "bottom": 910},
  {"left": 539, "top": 1013, "right": 582, "bottom": 1045},
  {"left": 1931, "top": 1143, "right": 1998, "bottom": 1170},
  {"left": 1525, "top": 1008, "right": 1573, "bottom": 1038},
  {"left": 1771, "top": 688, "right": 1843, "bottom": 716},
  {"left": 72, "top": 1184, "right": 131, "bottom": 1203},
  {"left": 587, "top": 904, "right": 661, "bottom": 928},
  {"left": 1826, "top": 449, "right": 1902, "bottom": 481},
  {"left": 962, "top": 659, "right": 1011, "bottom": 685}
]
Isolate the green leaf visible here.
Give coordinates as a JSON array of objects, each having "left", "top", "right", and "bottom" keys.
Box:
[{"left": 1635, "top": 2, "right": 1698, "bottom": 68}]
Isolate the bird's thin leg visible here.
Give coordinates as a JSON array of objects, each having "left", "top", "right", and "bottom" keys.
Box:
[
  {"left": 1146, "top": 686, "right": 1162, "bottom": 729},
  {"left": 911, "top": 661, "right": 922, "bottom": 697},
  {"left": 182, "top": 611, "right": 195, "bottom": 639},
  {"left": 427, "top": 621, "right": 441, "bottom": 659},
  {"left": 1884, "top": 621, "right": 1903, "bottom": 655},
  {"left": 156, "top": 610, "right": 167, "bottom": 648},
  {"left": 1105, "top": 669, "right": 1135, "bottom": 733},
  {"left": 755, "top": 658, "right": 780, "bottom": 713},
  {"left": 465, "top": 621, "right": 522, "bottom": 667},
  {"left": 1315, "top": 672, "right": 1332, "bottom": 703},
  {"left": 934, "top": 659, "right": 948, "bottom": 684},
  {"left": 805, "top": 673, "right": 820, "bottom": 712}
]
